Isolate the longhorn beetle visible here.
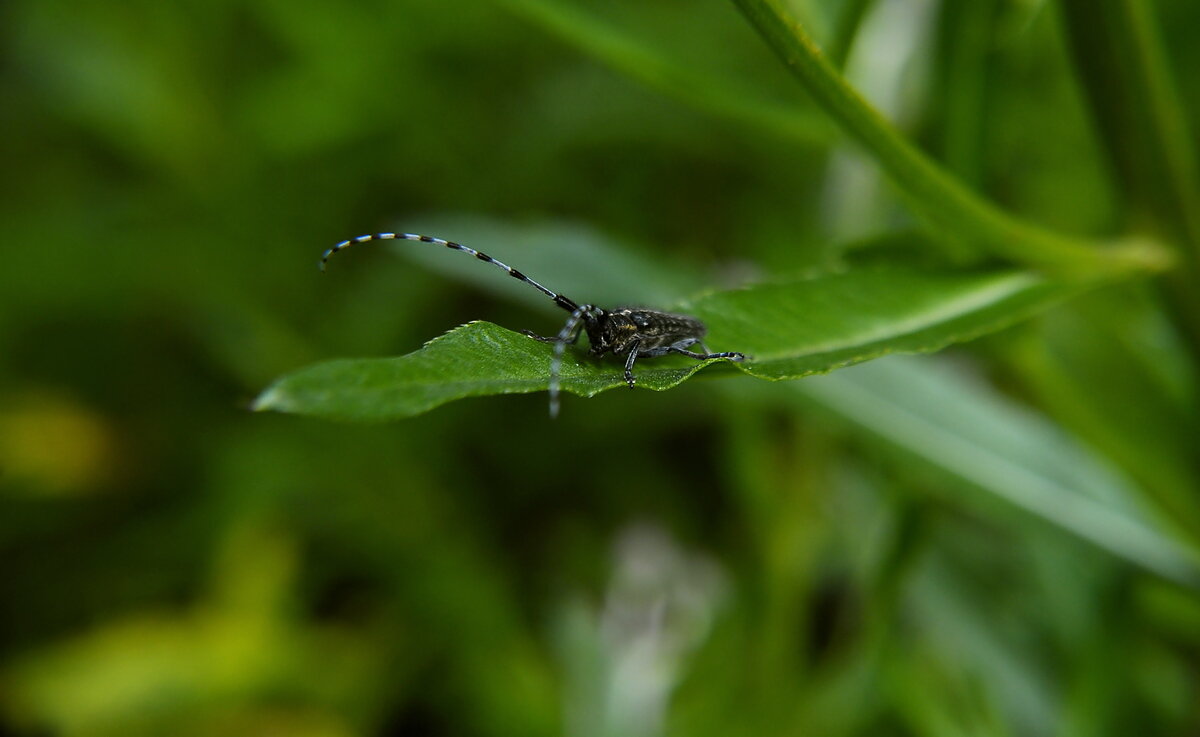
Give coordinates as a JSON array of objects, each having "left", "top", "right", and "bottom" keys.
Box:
[{"left": 321, "top": 233, "right": 746, "bottom": 417}]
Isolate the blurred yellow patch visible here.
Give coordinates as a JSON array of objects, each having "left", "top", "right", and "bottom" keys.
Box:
[
  {"left": 0, "top": 391, "right": 118, "bottom": 495},
  {"left": 2, "top": 528, "right": 388, "bottom": 736}
]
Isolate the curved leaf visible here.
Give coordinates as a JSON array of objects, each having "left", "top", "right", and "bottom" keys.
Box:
[
  {"left": 256, "top": 267, "right": 1097, "bottom": 421},
  {"left": 496, "top": 0, "right": 835, "bottom": 146},
  {"left": 789, "top": 356, "right": 1200, "bottom": 586},
  {"left": 685, "top": 268, "right": 1075, "bottom": 379}
]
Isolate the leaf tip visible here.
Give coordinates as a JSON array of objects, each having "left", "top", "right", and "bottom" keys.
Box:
[{"left": 250, "top": 385, "right": 288, "bottom": 414}]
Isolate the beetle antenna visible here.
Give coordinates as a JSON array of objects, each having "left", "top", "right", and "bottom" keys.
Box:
[{"left": 322, "top": 233, "right": 580, "bottom": 313}]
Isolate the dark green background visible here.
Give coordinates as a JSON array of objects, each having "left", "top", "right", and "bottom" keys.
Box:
[{"left": 2, "top": 0, "right": 1199, "bottom": 735}]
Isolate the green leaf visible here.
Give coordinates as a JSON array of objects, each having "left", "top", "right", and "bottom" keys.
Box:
[
  {"left": 256, "top": 266, "right": 1096, "bottom": 421},
  {"left": 1013, "top": 288, "right": 1200, "bottom": 541},
  {"left": 496, "top": 0, "right": 835, "bottom": 147},
  {"left": 827, "top": 0, "right": 873, "bottom": 70},
  {"left": 789, "top": 356, "right": 1200, "bottom": 586},
  {"left": 253, "top": 321, "right": 676, "bottom": 422},
  {"left": 686, "top": 268, "right": 1076, "bottom": 380}
]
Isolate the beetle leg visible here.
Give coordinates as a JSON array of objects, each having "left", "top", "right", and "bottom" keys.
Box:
[
  {"left": 623, "top": 339, "right": 641, "bottom": 388},
  {"left": 668, "top": 346, "right": 746, "bottom": 362}
]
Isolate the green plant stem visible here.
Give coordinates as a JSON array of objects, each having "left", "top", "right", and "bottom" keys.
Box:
[
  {"left": 1059, "top": 0, "right": 1200, "bottom": 257},
  {"left": 932, "top": 0, "right": 1000, "bottom": 187},
  {"left": 1058, "top": 0, "right": 1200, "bottom": 356},
  {"left": 730, "top": 0, "right": 1171, "bottom": 275}
]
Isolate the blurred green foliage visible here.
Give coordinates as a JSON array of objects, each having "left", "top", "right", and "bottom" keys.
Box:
[{"left": 1, "top": 0, "right": 1199, "bottom": 735}]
